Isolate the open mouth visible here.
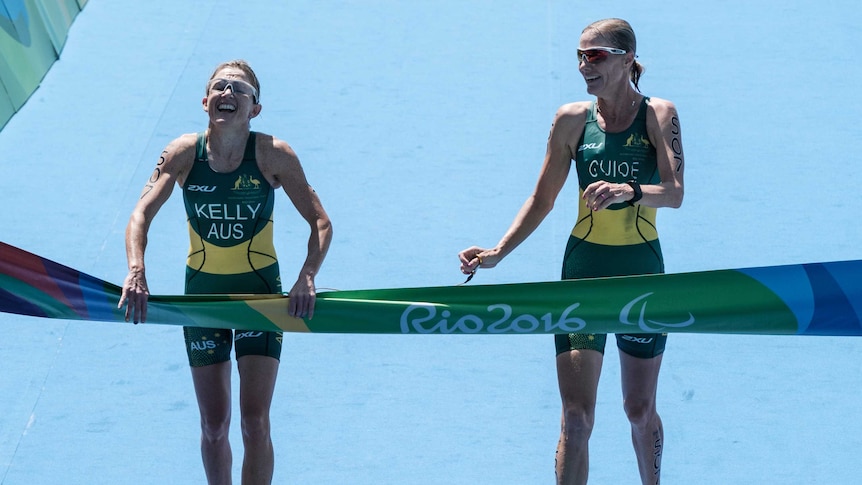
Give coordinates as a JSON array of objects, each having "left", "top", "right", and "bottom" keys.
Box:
[{"left": 217, "top": 103, "right": 237, "bottom": 112}]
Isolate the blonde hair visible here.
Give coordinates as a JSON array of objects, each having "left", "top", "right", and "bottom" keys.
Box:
[
  {"left": 582, "top": 18, "right": 644, "bottom": 91},
  {"left": 207, "top": 59, "right": 261, "bottom": 104}
]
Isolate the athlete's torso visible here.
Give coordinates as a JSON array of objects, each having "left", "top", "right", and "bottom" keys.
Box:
[
  {"left": 182, "top": 131, "right": 280, "bottom": 294},
  {"left": 572, "top": 97, "right": 661, "bottom": 246}
]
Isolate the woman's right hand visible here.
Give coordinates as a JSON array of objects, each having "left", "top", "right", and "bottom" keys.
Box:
[
  {"left": 458, "top": 246, "right": 501, "bottom": 275},
  {"left": 119, "top": 269, "right": 149, "bottom": 323}
]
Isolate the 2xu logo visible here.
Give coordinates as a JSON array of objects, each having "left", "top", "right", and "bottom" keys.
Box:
[
  {"left": 187, "top": 185, "right": 217, "bottom": 192},
  {"left": 399, "top": 293, "right": 696, "bottom": 334}
]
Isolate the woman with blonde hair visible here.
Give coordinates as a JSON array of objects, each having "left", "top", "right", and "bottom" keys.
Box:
[
  {"left": 120, "top": 59, "right": 332, "bottom": 484},
  {"left": 460, "top": 19, "right": 684, "bottom": 484}
]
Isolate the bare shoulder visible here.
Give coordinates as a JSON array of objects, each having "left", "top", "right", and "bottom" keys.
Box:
[
  {"left": 135, "top": 133, "right": 197, "bottom": 199},
  {"left": 645, "top": 97, "right": 683, "bottom": 143},
  {"left": 254, "top": 132, "right": 305, "bottom": 188},
  {"left": 255, "top": 132, "right": 299, "bottom": 163},
  {"left": 645, "top": 97, "right": 679, "bottom": 119},
  {"left": 551, "top": 101, "right": 590, "bottom": 136},
  {"left": 160, "top": 133, "right": 197, "bottom": 174},
  {"left": 555, "top": 101, "right": 591, "bottom": 121}
]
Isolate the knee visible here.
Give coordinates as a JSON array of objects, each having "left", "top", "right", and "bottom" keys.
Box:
[
  {"left": 623, "top": 397, "right": 657, "bottom": 428},
  {"left": 561, "top": 405, "right": 595, "bottom": 440},
  {"left": 241, "top": 413, "right": 272, "bottom": 443},
  {"left": 200, "top": 415, "right": 230, "bottom": 444}
]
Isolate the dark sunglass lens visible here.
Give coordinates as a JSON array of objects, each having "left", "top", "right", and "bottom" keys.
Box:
[{"left": 585, "top": 50, "right": 608, "bottom": 63}]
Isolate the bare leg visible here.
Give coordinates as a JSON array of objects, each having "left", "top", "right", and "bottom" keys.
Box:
[
  {"left": 555, "top": 349, "right": 603, "bottom": 485},
  {"left": 191, "top": 361, "right": 233, "bottom": 485},
  {"left": 237, "top": 355, "right": 279, "bottom": 485},
  {"left": 620, "top": 351, "right": 664, "bottom": 485}
]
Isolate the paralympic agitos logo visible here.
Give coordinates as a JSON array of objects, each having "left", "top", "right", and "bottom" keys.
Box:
[
  {"left": 619, "top": 292, "right": 695, "bottom": 332},
  {"left": 399, "top": 293, "right": 695, "bottom": 334}
]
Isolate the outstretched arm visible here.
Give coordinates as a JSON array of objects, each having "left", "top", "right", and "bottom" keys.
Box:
[{"left": 459, "top": 103, "right": 587, "bottom": 274}]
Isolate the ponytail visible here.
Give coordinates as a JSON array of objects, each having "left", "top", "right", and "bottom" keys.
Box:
[
  {"left": 583, "top": 18, "right": 643, "bottom": 91},
  {"left": 631, "top": 60, "right": 644, "bottom": 92}
]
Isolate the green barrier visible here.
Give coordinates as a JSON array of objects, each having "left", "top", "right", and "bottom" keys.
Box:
[
  {"left": 2, "top": 240, "right": 862, "bottom": 336},
  {"left": 0, "top": 0, "right": 85, "bottom": 130},
  {"left": 0, "top": 77, "right": 14, "bottom": 123}
]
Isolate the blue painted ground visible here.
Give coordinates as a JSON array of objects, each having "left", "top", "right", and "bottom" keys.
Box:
[{"left": 1, "top": 1, "right": 860, "bottom": 483}]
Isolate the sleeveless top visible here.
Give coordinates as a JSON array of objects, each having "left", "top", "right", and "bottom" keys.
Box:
[
  {"left": 572, "top": 97, "right": 661, "bottom": 247},
  {"left": 182, "top": 131, "right": 280, "bottom": 293}
]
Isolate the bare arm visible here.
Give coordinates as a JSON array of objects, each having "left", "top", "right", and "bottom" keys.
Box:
[
  {"left": 642, "top": 98, "right": 685, "bottom": 208},
  {"left": 118, "top": 135, "right": 195, "bottom": 322},
  {"left": 259, "top": 135, "right": 332, "bottom": 318},
  {"left": 459, "top": 103, "right": 587, "bottom": 274}
]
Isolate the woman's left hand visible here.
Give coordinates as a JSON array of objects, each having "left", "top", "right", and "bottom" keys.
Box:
[
  {"left": 583, "top": 181, "right": 630, "bottom": 211},
  {"left": 288, "top": 275, "right": 317, "bottom": 319}
]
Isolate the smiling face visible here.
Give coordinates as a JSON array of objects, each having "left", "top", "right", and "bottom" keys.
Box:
[
  {"left": 577, "top": 30, "right": 632, "bottom": 96},
  {"left": 202, "top": 66, "right": 261, "bottom": 125}
]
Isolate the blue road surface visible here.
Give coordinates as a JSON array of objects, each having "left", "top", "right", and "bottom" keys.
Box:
[{"left": 1, "top": 1, "right": 861, "bottom": 483}]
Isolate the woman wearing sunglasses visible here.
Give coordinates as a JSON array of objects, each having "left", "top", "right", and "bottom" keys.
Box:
[
  {"left": 119, "top": 59, "right": 332, "bottom": 484},
  {"left": 459, "top": 18, "right": 684, "bottom": 484}
]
